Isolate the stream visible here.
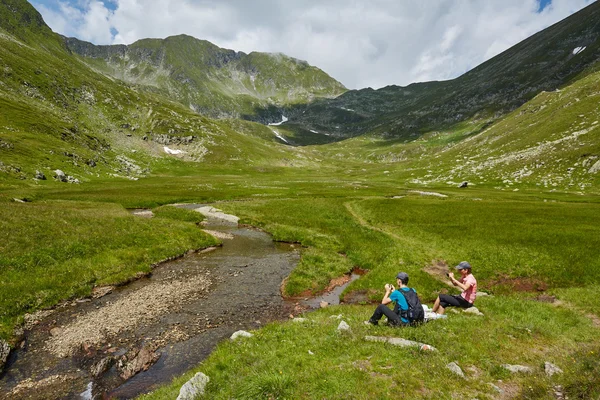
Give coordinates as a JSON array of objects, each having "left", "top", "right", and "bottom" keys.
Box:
[{"left": 0, "top": 206, "right": 358, "bottom": 399}]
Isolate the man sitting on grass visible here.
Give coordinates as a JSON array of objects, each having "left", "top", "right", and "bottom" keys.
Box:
[
  {"left": 365, "top": 272, "right": 424, "bottom": 326},
  {"left": 432, "top": 261, "right": 477, "bottom": 314}
]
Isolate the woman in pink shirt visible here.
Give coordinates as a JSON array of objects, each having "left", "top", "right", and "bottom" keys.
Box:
[{"left": 432, "top": 261, "right": 477, "bottom": 314}]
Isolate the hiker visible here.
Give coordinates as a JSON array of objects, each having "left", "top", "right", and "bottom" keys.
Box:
[
  {"left": 432, "top": 261, "right": 477, "bottom": 314},
  {"left": 365, "top": 272, "right": 424, "bottom": 326}
]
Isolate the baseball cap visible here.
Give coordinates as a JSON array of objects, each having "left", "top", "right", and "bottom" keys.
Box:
[
  {"left": 396, "top": 272, "right": 409, "bottom": 281},
  {"left": 455, "top": 261, "right": 472, "bottom": 270}
]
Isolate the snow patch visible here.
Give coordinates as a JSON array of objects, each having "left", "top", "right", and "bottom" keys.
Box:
[
  {"left": 340, "top": 107, "right": 355, "bottom": 112},
  {"left": 573, "top": 46, "right": 587, "bottom": 55},
  {"left": 268, "top": 115, "right": 288, "bottom": 126},
  {"left": 310, "top": 129, "right": 319, "bottom": 134},
  {"left": 269, "top": 128, "right": 289, "bottom": 144},
  {"left": 164, "top": 146, "right": 184, "bottom": 155}
]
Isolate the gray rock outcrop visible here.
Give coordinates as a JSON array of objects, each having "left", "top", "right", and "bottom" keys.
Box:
[
  {"left": 446, "top": 362, "right": 465, "bottom": 378},
  {"left": 35, "top": 170, "right": 46, "bottom": 180},
  {"left": 459, "top": 181, "right": 469, "bottom": 188},
  {"left": 364, "top": 336, "right": 437, "bottom": 351},
  {"left": 463, "top": 307, "right": 484, "bottom": 316},
  {"left": 502, "top": 364, "right": 533, "bottom": 373},
  {"left": 544, "top": 362, "right": 563, "bottom": 376},
  {"left": 588, "top": 160, "right": 600, "bottom": 174},
  {"left": 177, "top": 372, "right": 210, "bottom": 400},
  {"left": 54, "top": 169, "right": 67, "bottom": 182}
]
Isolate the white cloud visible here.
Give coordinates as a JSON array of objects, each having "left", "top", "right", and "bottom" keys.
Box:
[{"left": 32, "top": 0, "right": 595, "bottom": 89}]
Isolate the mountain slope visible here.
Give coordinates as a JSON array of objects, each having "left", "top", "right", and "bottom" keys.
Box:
[
  {"left": 63, "top": 34, "right": 347, "bottom": 121},
  {"left": 284, "top": 1, "right": 600, "bottom": 144},
  {"left": 0, "top": 0, "right": 316, "bottom": 186}
]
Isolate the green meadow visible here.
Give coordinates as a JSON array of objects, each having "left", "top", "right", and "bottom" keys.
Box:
[{"left": 1, "top": 170, "right": 599, "bottom": 398}]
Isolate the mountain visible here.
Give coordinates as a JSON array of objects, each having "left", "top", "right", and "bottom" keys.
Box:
[
  {"left": 282, "top": 1, "right": 600, "bottom": 144},
  {"left": 63, "top": 34, "right": 347, "bottom": 121},
  {"left": 0, "top": 0, "right": 324, "bottom": 185}
]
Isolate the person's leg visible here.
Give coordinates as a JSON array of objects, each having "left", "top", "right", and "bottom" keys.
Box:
[
  {"left": 454, "top": 295, "right": 473, "bottom": 309},
  {"left": 368, "top": 304, "right": 401, "bottom": 325},
  {"left": 435, "top": 294, "right": 460, "bottom": 314},
  {"left": 432, "top": 296, "right": 442, "bottom": 313}
]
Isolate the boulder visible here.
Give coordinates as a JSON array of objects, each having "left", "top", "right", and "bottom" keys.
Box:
[
  {"left": 502, "top": 364, "right": 533, "bottom": 374},
  {"left": 177, "top": 372, "right": 210, "bottom": 400},
  {"left": 337, "top": 321, "right": 351, "bottom": 332},
  {"left": 54, "top": 169, "right": 67, "bottom": 182},
  {"left": 0, "top": 340, "right": 10, "bottom": 371},
  {"left": 35, "top": 170, "right": 46, "bottom": 180},
  {"left": 364, "top": 336, "right": 437, "bottom": 351},
  {"left": 463, "top": 307, "right": 484, "bottom": 316},
  {"left": 320, "top": 301, "right": 329, "bottom": 308},
  {"left": 459, "top": 181, "right": 469, "bottom": 188},
  {"left": 230, "top": 330, "right": 253, "bottom": 341},
  {"left": 544, "top": 362, "right": 563, "bottom": 376},
  {"left": 118, "top": 345, "right": 160, "bottom": 380},
  {"left": 446, "top": 362, "right": 465, "bottom": 378}
]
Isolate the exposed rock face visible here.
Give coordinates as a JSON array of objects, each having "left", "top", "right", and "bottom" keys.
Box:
[
  {"left": 588, "top": 160, "right": 600, "bottom": 174},
  {"left": 459, "top": 181, "right": 469, "bottom": 188},
  {"left": 35, "top": 170, "right": 46, "bottom": 180},
  {"left": 177, "top": 372, "right": 210, "bottom": 400},
  {"left": 0, "top": 340, "right": 10, "bottom": 371}
]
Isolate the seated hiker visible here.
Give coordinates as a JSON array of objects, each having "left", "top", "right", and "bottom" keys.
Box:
[
  {"left": 365, "top": 272, "right": 424, "bottom": 326},
  {"left": 432, "top": 261, "right": 477, "bottom": 314}
]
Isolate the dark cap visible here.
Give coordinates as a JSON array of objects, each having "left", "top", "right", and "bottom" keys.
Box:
[
  {"left": 455, "top": 261, "right": 472, "bottom": 270},
  {"left": 396, "top": 272, "right": 409, "bottom": 281}
]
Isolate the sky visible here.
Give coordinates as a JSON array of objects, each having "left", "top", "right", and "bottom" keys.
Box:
[{"left": 31, "top": 0, "right": 595, "bottom": 89}]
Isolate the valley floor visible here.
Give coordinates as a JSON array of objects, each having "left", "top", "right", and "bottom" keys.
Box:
[{"left": 1, "top": 173, "right": 599, "bottom": 399}]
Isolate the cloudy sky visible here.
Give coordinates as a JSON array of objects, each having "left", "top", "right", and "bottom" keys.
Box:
[{"left": 31, "top": 0, "right": 595, "bottom": 89}]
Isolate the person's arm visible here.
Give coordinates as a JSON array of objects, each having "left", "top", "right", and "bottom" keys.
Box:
[
  {"left": 381, "top": 284, "right": 395, "bottom": 305},
  {"left": 448, "top": 273, "right": 470, "bottom": 291}
]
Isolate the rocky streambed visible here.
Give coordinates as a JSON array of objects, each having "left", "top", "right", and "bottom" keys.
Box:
[{"left": 0, "top": 206, "right": 303, "bottom": 399}]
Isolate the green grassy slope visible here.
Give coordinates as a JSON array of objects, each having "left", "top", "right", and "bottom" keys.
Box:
[
  {"left": 64, "top": 34, "right": 347, "bottom": 121},
  {"left": 285, "top": 1, "right": 600, "bottom": 143}
]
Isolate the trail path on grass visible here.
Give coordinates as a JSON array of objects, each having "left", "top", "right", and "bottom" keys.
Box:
[{"left": 344, "top": 200, "right": 403, "bottom": 241}]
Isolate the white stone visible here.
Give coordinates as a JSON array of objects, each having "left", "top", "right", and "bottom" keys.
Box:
[
  {"left": 446, "top": 362, "right": 465, "bottom": 378},
  {"left": 194, "top": 206, "right": 239, "bottom": 225},
  {"left": 364, "top": 336, "right": 437, "bottom": 351},
  {"left": 337, "top": 321, "right": 351, "bottom": 332},
  {"left": 292, "top": 318, "right": 307, "bottom": 323},
  {"left": 176, "top": 372, "right": 210, "bottom": 400},
  {"left": 502, "top": 364, "right": 533, "bottom": 374},
  {"left": 230, "top": 330, "right": 253, "bottom": 341},
  {"left": 545, "top": 362, "right": 563, "bottom": 376},
  {"left": 463, "top": 307, "right": 484, "bottom": 316}
]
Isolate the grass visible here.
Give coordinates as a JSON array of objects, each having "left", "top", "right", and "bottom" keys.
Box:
[
  {"left": 0, "top": 197, "right": 218, "bottom": 339},
  {"left": 141, "top": 298, "right": 598, "bottom": 399}
]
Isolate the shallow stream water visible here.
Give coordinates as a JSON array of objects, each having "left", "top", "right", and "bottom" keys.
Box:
[{"left": 0, "top": 205, "right": 358, "bottom": 399}]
